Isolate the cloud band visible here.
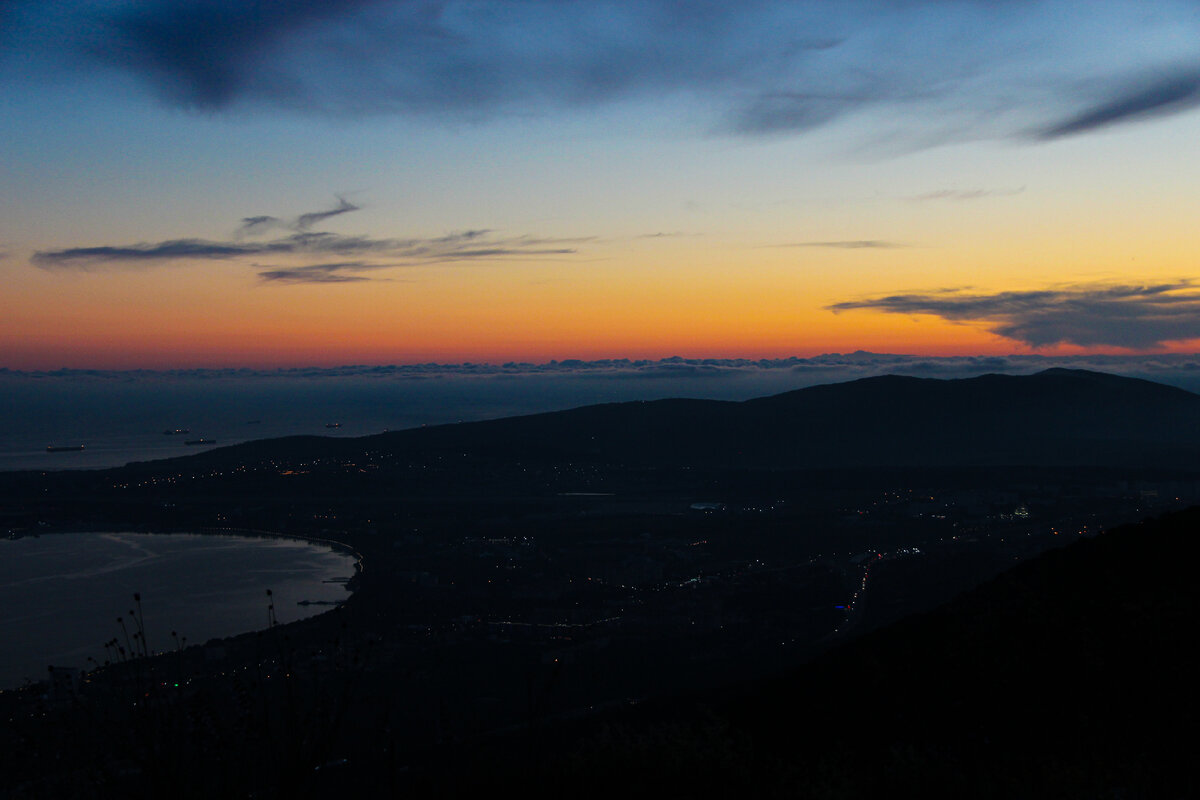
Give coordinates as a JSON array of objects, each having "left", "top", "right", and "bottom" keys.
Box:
[{"left": 830, "top": 283, "right": 1200, "bottom": 349}]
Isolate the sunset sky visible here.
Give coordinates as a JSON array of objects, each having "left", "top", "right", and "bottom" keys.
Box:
[{"left": 3, "top": 1, "right": 1200, "bottom": 369}]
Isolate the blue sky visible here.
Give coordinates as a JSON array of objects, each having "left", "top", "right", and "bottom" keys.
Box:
[{"left": 3, "top": 1, "right": 1200, "bottom": 367}]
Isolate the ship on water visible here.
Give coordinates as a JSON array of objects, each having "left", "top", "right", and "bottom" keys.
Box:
[
  {"left": 325, "top": 422, "right": 342, "bottom": 429},
  {"left": 184, "top": 439, "right": 216, "bottom": 446},
  {"left": 163, "top": 428, "right": 191, "bottom": 435},
  {"left": 46, "top": 445, "right": 85, "bottom": 452}
]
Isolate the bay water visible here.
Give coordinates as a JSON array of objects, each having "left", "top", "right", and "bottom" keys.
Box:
[{"left": 0, "top": 532, "right": 357, "bottom": 688}]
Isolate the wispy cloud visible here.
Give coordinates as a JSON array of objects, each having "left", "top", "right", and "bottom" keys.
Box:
[
  {"left": 34, "top": 231, "right": 584, "bottom": 270},
  {"left": 910, "top": 187, "right": 1026, "bottom": 202},
  {"left": 256, "top": 261, "right": 381, "bottom": 284},
  {"left": 1037, "top": 68, "right": 1200, "bottom": 140},
  {"left": 4, "top": 2, "right": 1200, "bottom": 143},
  {"left": 32, "top": 199, "right": 588, "bottom": 282},
  {"left": 236, "top": 215, "right": 281, "bottom": 237},
  {"left": 634, "top": 232, "right": 699, "bottom": 240},
  {"left": 235, "top": 196, "right": 359, "bottom": 237},
  {"left": 295, "top": 196, "right": 358, "bottom": 231},
  {"left": 726, "top": 90, "right": 872, "bottom": 136},
  {"left": 34, "top": 239, "right": 262, "bottom": 264},
  {"left": 830, "top": 283, "right": 1200, "bottom": 349},
  {"left": 769, "top": 240, "right": 902, "bottom": 250}
]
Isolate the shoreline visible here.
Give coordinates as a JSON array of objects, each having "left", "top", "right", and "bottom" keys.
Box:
[{"left": 0, "top": 528, "right": 362, "bottom": 692}]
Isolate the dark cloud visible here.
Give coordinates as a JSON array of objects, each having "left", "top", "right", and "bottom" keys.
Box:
[
  {"left": 830, "top": 283, "right": 1200, "bottom": 349},
  {"left": 295, "top": 196, "right": 358, "bottom": 230},
  {"left": 73, "top": 0, "right": 782, "bottom": 112},
  {"left": 33, "top": 239, "right": 260, "bottom": 265},
  {"left": 256, "top": 261, "right": 379, "bottom": 283},
  {"left": 32, "top": 203, "right": 587, "bottom": 280},
  {"left": 1038, "top": 69, "right": 1200, "bottom": 139},
  {"left": 4, "top": 2, "right": 1200, "bottom": 143},
  {"left": 237, "top": 215, "right": 281, "bottom": 236},
  {"left": 34, "top": 230, "right": 583, "bottom": 270},
  {"left": 237, "top": 198, "right": 358, "bottom": 237},
  {"left": 96, "top": 0, "right": 389, "bottom": 108}
]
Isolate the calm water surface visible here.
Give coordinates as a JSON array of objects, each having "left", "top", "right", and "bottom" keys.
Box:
[{"left": 0, "top": 532, "right": 357, "bottom": 688}]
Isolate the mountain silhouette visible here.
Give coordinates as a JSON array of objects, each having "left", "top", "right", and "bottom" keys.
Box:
[{"left": 140, "top": 368, "right": 1200, "bottom": 471}]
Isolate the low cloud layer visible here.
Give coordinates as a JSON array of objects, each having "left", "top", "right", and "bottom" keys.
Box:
[
  {"left": 10, "top": 352, "right": 1200, "bottom": 396},
  {"left": 830, "top": 283, "right": 1200, "bottom": 349},
  {"left": 32, "top": 200, "right": 586, "bottom": 283},
  {"left": 4, "top": 2, "right": 1200, "bottom": 142}
]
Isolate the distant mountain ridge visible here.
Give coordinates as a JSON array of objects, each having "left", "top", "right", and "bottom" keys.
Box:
[{"left": 158, "top": 368, "right": 1200, "bottom": 471}]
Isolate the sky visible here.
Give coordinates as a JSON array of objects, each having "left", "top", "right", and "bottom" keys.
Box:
[{"left": 3, "top": 1, "right": 1200, "bottom": 369}]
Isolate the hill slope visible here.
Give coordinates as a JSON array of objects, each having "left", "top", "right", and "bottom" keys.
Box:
[
  {"left": 447, "top": 505, "right": 1199, "bottom": 799},
  {"left": 735, "top": 367, "right": 1200, "bottom": 466},
  {"left": 165, "top": 368, "right": 1200, "bottom": 471}
]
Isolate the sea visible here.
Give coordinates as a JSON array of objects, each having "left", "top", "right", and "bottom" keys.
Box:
[
  {"left": 0, "top": 368, "right": 816, "bottom": 471},
  {"left": 10, "top": 357, "right": 1199, "bottom": 472},
  {"left": 0, "top": 374, "right": 499, "bottom": 472},
  {"left": 0, "top": 532, "right": 357, "bottom": 689}
]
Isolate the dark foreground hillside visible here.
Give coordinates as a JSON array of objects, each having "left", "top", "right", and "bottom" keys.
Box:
[
  {"left": 431, "top": 507, "right": 1198, "bottom": 799},
  {"left": 3, "top": 506, "right": 1194, "bottom": 798}
]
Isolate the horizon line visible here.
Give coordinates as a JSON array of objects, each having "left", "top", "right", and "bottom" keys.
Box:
[{"left": 5, "top": 352, "right": 1200, "bottom": 378}]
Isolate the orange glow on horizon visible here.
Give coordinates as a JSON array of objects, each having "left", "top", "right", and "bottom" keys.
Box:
[
  {"left": 5, "top": 328, "right": 1196, "bottom": 371},
  {"left": 6, "top": 213, "right": 1200, "bottom": 370}
]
